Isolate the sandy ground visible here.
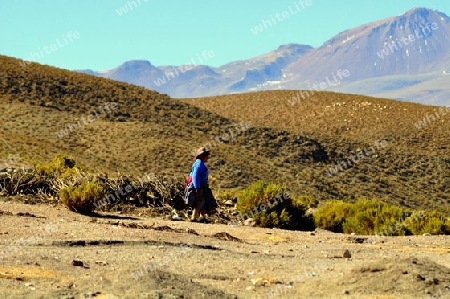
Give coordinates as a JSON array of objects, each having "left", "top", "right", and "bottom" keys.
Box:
[{"left": 0, "top": 199, "right": 449, "bottom": 299}]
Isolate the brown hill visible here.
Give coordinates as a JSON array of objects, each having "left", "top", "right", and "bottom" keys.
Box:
[
  {"left": 0, "top": 55, "right": 449, "bottom": 214},
  {"left": 0, "top": 55, "right": 325, "bottom": 190},
  {"left": 182, "top": 90, "right": 450, "bottom": 212}
]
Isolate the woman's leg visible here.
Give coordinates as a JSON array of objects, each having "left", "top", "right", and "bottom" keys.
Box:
[{"left": 191, "top": 208, "right": 200, "bottom": 220}]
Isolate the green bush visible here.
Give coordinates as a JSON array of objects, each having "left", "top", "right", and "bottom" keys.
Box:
[
  {"left": 59, "top": 181, "right": 105, "bottom": 214},
  {"left": 343, "top": 199, "right": 411, "bottom": 235},
  {"left": 314, "top": 200, "right": 353, "bottom": 233},
  {"left": 35, "top": 154, "right": 77, "bottom": 178},
  {"left": 294, "top": 195, "right": 319, "bottom": 209},
  {"left": 314, "top": 199, "right": 449, "bottom": 235},
  {"left": 236, "top": 181, "right": 315, "bottom": 230},
  {"left": 405, "top": 211, "right": 449, "bottom": 235},
  {"left": 236, "top": 181, "right": 286, "bottom": 212}
]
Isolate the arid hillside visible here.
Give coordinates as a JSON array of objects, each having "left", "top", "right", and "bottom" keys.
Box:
[
  {"left": 182, "top": 90, "right": 450, "bottom": 212},
  {"left": 1, "top": 55, "right": 449, "bottom": 213}
]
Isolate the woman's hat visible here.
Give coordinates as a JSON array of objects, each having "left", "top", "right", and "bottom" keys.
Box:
[{"left": 195, "top": 147, "right": 210, "bottom": 158}]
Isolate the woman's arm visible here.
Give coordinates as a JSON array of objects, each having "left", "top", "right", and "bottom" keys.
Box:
[{"left": 191, "top": 160, "right": 202, "bottom": 190}]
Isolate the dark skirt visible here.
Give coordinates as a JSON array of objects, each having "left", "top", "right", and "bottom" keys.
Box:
[{"left": 184, "top": 183, "right": 217, "bottom": 213}]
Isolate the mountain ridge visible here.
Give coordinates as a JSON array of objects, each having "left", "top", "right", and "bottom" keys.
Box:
[
  {"left": 74, "top": 7, "right": 450, "bottom": 105},
  {"left": 78, "top": 43, "right": 313, "bottom": 98}
]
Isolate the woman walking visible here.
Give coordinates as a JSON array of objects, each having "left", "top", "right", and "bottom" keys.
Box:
[{"left": 184, "top": 147, "right": 217, "bottom": 222}]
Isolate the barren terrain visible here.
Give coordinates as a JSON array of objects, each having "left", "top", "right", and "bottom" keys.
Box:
[{"left": 0, "top": 199, "right": 449, "bottom": 299}]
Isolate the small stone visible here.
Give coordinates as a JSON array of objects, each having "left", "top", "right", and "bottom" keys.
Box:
[
  {"left": 351, "top": 232, "right": 356, "bottom": 236},
  {"left": 425, "top": 279, "right": 434, "bottom": 286},
  {"left": 343, "top": 290, "right": 350, "bottom": 294},
  {"left": 186, "top": 228, "right": 199, "bottom": 235},
  {"left": 224, "top": 200, "right": 234, "bottom": 206},
  {"left": 343, "top": 250, "right": 352, "bottom": 258},
  {"left": 244, "top": 218, "right": 256, "bottom": 227},
  {"left": 422, "top": 233, "right": 431, "bottom": 236},
  {"left": 72, "top": 260, "right": 84, "bottom": 267},
  {"left": 309, "top": 232, "right": 315, "bottom": 236},
  {"left": 246, "top": 286, "right": 255, "bottom": 291},
  {"left": 171, "top": 215, "right": 182, "bottom": 221},
  {"left": 251, "top": 278, "right": 262, "bottom": 285}
]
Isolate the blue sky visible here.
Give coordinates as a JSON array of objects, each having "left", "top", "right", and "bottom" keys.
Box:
[{"left": 1, "top": 0, "right": 449, "bottom": 71}]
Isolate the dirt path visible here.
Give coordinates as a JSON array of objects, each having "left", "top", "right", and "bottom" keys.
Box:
[{"left": 0, "top": 200, "right": 449, "bottom": 298}]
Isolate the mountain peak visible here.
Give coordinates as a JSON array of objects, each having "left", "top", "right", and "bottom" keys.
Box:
[
  {"left": 399, "top": 7, "right": 450, "bottom": 23},
  {"left": 276, "top": 43, "right": 314, "bottom": 55},
  {"left": 119, "top": 60, "right": 153, "bottom": 69},
  {"left": 277, "top": 43, "right": 313, "bottom": 51},
  {"left": 401, "top": 7, "right": 434, "bottom": 17},
  {"left": 393, "top": 7, "right": 450, "bottom": 35}
]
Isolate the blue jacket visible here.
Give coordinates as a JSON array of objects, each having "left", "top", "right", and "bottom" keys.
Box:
[{"left": 190, "top": 159, "right": 208, "bottom": 189}]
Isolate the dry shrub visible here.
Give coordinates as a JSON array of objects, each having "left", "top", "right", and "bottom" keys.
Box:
[
  {"left": 0, "top": 169, "right": 34, "bottom": 195},
  {"left": 59, "top": 181, "right": 105, "bottom": 214}
]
